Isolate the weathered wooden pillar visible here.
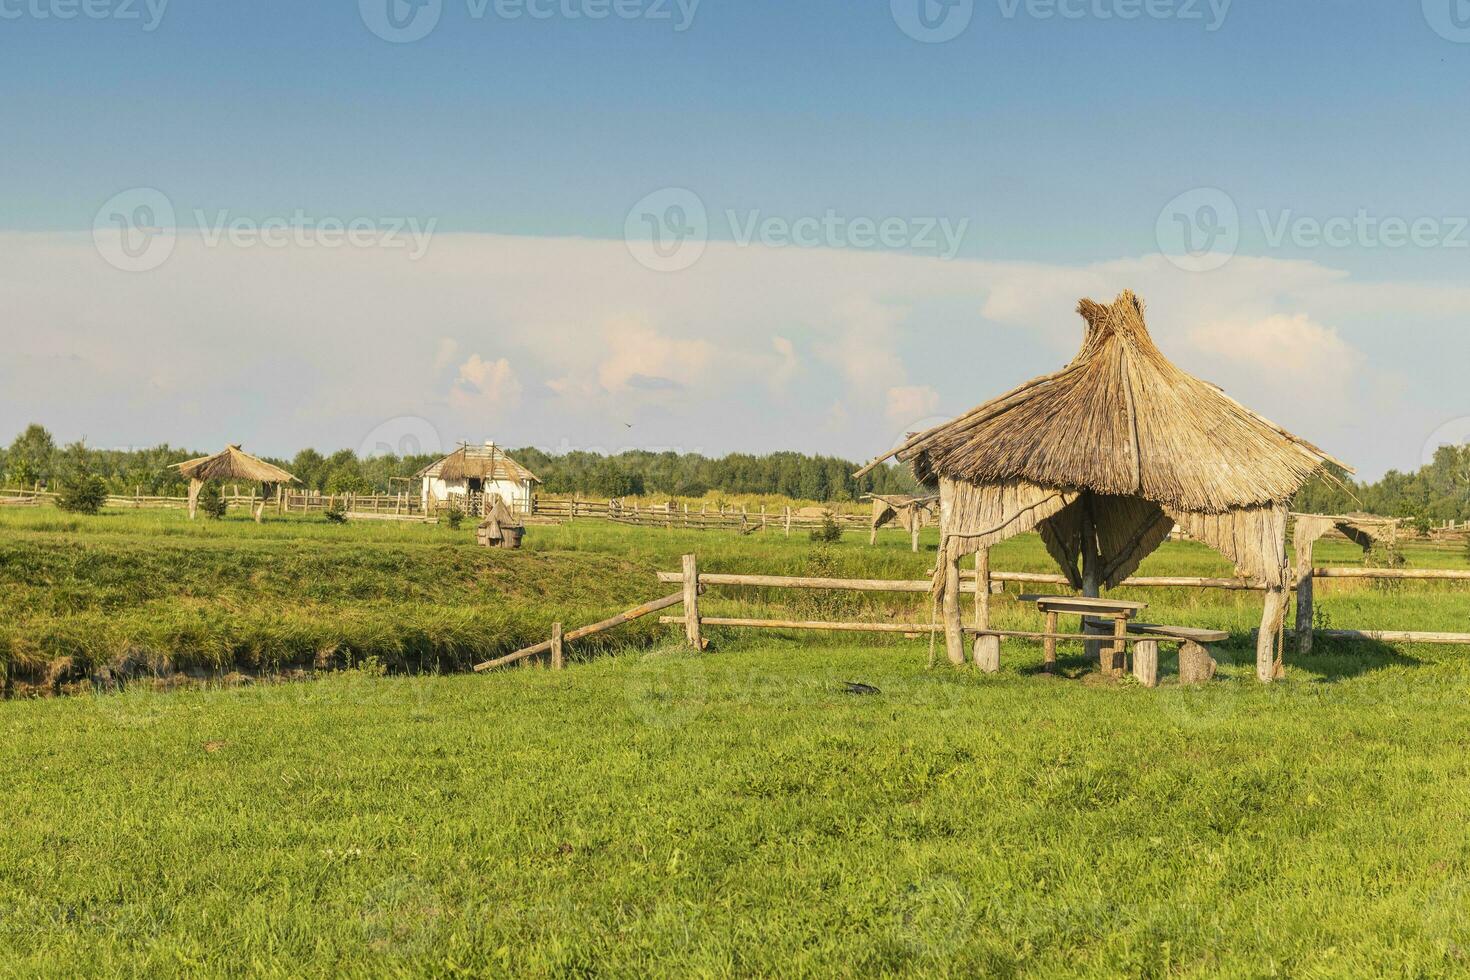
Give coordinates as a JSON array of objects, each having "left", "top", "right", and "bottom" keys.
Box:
[
  {"left": 974, "top": 548, "right": 991, "bottom": 629},
  {"left": 187, "top": 478, "right": 202, "bottom": 520},
  {"left": 681, "top": 554, "right": 705, "bottom": 651},
  {"left": 550, "top": 622, "right": 564, "bottom": 671},
  {"left": 1080, "top": 494, "right": 1103, "bottom": 664},
  {"left": 1042, "top": 610, "right": 1058, "bottom": 673},
  {"left": 942, "top": 545, "right": 966, "bottom": 666},
  {"left": 1257, "top": 586, "right": 1287, "bottom": 683},
  {"left": 1133, "top": 639, "right": 1159, "bottom": 688},
  {"left": 911, "top": 524, "right": 920, "bottom": 552},
  {"left": 1293, "top": 531, "right": 1316, "bottom": 655},
  {"left": 1108, "top": 617, "right": 1127, "bottom": 676}
]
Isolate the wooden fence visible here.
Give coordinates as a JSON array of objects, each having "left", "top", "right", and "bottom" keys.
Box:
[{"left": 479, "top": 553, "right": 1470, "bottom": 679}]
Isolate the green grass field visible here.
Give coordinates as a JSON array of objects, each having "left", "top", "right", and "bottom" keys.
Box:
[{"left": 4, "top": 507, "right": 1470, "bottom": 975}]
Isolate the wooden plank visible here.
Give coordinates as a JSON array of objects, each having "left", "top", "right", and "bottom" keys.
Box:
[
  {"left": 550, "top": 622, "right": 564, "bottom": 671},
  {"left": 1126, "top": 622, "right": 1230, "bottom": 643},
  {"left": 1292, "top": 629, "right": 1470, "bottom": 645},
  {"left": 1018, "top": 594, "right": 1149, "bottom": 612},
  {"left": 659, "top": 617, "right": 1175, "bottom": 644}
]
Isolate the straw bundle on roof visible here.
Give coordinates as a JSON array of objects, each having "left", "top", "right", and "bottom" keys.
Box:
[
  {"left": 416, "top": 444, "right": 540, "bottom": 484},
  {"left": 173, "top": 445, "right": 296, "bottom": 484}
]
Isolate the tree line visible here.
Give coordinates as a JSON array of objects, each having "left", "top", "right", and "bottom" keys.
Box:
[
  {"left": 11, "top": 422, "right": 1465, "bottom": 518},
  {"left": 0, "top": 425, "right": 916, "bottom": 503}
]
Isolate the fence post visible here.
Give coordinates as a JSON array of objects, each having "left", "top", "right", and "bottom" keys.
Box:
[
  {"left": 1293, "top": 534, "right": 1315, "bottom": 655},
  {"left": 682, "top": 553, "right": 705, "bottom": 651},
  {"left": 785, "top": 507, "right": 791, "bottom": 537},
  {"left": 551, "top": 622, "right": 564, "bottom": 671}
]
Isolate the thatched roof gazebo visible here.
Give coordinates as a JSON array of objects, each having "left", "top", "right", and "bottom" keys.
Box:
[
  {"left": 173, "top": 445, "right": 297, "bottom": 522},
  {"left": 856, "top": 291, "right": 1351, "bottom": 683}
]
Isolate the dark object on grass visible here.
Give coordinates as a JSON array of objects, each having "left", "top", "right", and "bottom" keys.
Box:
[
  {"left": 198, "top": 482, "right": 228, "bottom": 520},
  {"left": 842, "top": 681, "right": 880, "bottom": 695},
  {"left": 323, "top": 504, "right": 348, "bottom": 524}
]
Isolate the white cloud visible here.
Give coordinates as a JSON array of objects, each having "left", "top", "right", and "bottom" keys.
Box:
[
  {"left": 885, "top": 384, "right": 941, "bottom": 425},
  {"left": 450, "top": 355, "right": 522, "bottom": 412},
  {"left": 0, "top": 230, "right": 1459, "bottom": 477}
]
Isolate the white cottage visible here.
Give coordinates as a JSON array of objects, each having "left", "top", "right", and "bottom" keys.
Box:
[{"left": 416, "top": 442, "right": 541, "bottom": 514}]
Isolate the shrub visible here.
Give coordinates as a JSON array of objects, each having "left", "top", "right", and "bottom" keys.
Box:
[
  {"left": 198, "top": 483, "right": 228, "bottom": 520},
  {"left": 445, "top": 504, "right": 464, "bottom": 530},
  {"left": 808, "top": 513, "right": 842, "bottom": 543},
  {"left": 55, "top": 474, "right": 107, "bottom": 515},
  {"left": 323, "top": 503, "right": 348, "bottom": 524}
]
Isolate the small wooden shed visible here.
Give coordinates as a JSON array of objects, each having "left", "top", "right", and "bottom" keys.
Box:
[
  {"left": 172, "top": 445, "right": 297, "bottom": 522},
  {"left": 857, "top": 291, "right": 1351, "bottom": 683},
  {"left": 416, "top": 442, "right": 540, "bottom": 515}
]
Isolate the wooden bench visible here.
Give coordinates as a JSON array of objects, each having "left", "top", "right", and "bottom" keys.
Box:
[{"left": 1083, "top": 619, "right": 1228, "bottom": 687}]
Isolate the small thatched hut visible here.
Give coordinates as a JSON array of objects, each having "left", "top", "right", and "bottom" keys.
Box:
[
  {"left": 416, "top": 442, "right": 540, "bottom": 515},
  {"left": 857, "top": 291, "right": 1350, "bottom": 683},
  {"left": 868, "top": 493, "right": 938, "bottom": 549},
  {"left": 173, "top": 445, "right": 297, "bottom": 522}
]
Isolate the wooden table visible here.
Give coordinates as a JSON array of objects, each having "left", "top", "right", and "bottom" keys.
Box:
[{"left": 1018, "top": 594, "right": 1149, "bottom": 675}]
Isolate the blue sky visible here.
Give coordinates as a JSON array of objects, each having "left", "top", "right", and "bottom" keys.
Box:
[{"left": 2, "top": 1, "right": 1469, "bottom": 478}]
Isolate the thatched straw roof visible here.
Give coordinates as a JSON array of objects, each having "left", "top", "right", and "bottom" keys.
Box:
[
  {"left": 416, "top": 443, "right": 541, "bottom": 484},
  {"left": 859, "top": 291, "right": 1348, "bottom": 514},
  {"left": 173, "top": 445, "right": 297, "bottom": 484}
]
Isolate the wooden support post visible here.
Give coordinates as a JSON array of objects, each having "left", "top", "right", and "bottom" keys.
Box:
[
  {"left": 1257, "top": 586, "right": 1287, "bottom": 683},
  {"left": 1042, "top": 610, "right": 1058, "bottom": 672},
  {"left": 911, "top": 525, "right": 920, "bottom": 552},
  {"left": 1133, "top": 639, "right": 1159, "bottom": 688},
  {"left": 1294, "top": 534, "right": 1315, "bottom": 655},
  {"left": 974, "top": 549, "right": 991, "bottom": 629},
  {"left": 550, "top": 622, "right": 564, "bottom": 671},
  {"left": 1080, "top": 494, "right": 1104, "bottom": 665},
  {"left": 682, "top": 553, "right": 705, "bottom": 651},
  {"left": 942, "top": 549, "right": 965, "bottom": 666},
  {"left": 973, "top": 634, "right": 1000, "bottom": 673},
  {"left": 785, "top": 507, "right": 791, "bottom": 537},
  {"left": 187, "top": 478, "right": 202, "bottom": 520},
  {"left": 1109, "top": 617, "right": 1127, "bottom": 676}
]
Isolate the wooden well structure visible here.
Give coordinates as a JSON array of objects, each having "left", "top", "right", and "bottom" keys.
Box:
[
  {"left": 857, "top": 291, "right": 1351, "bottom": 683},
  {"left": 172, "top": 445, "right": 297, "bottom": 522}
]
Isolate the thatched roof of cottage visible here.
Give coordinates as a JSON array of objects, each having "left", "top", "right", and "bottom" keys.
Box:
[
  {"left": 416, "top": 443, "right": 541, "bottom": 484},
  {"left": 858, "top": 291, "right": 1349, "bottom": 514},
  {"left": 173, "top": 445, "right": 296, "bottom": 484}
]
